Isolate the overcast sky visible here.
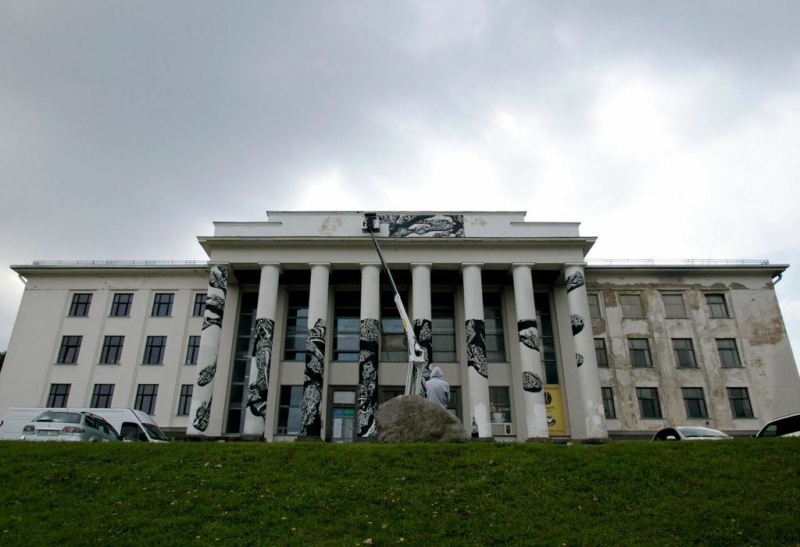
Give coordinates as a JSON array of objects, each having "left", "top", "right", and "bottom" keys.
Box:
[{"left": 1, "top": 1, "right": 799, "bottom": 367}]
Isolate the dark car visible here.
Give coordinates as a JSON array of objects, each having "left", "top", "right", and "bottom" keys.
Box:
[{"left": 652, "top": 426, "right": 731, "bottom": 441}]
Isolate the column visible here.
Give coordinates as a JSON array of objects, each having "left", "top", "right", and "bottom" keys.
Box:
[
  {"left": 300, "top": 263, "right": 331, "bottom": 438},
  {"left": 511, "top": 264, "right": 549, "bottom": 439},
  {"left": 564, "top": 263, "right": 608, "bottom": 439},
  {"left": 462, "top": 263, "right": 491, "bottom": 438},
  {"left": 187, "top": 264, "right": 230, "bottom": 436},
  {"left": 357, "top": 263, "right": 381, "bottom": 437},
  {"left": 411, "top": 263, "right": 433, "bottom": 396},
  {"left": 243, "top": 263, "right": 281, "bottom": 438}
]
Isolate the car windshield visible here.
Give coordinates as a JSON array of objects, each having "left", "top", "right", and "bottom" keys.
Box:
[
  {"left": 142, "top": 422, "right": 170, "bottom": 441},
  {"left": 680, "top": 427, "right": 727, "bottom": 438},
  {"left": 34, "top": 411, "right": 81, "bottom": 424}
]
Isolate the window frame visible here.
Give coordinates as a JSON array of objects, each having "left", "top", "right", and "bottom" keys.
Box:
[
  {"left": 672, "top": 338, "right": 698, "bottom": 368},
  {"left": 332, "top": 290, "right": 360, "bottom": 362},
  {"left": 381, "top": 290, "right": 408, "bottom": 362},
  {"left": 143, "top": 336, "right": 167, "bottom": 365},
  {"left": 47, "top": 384, "right": 71, "bottom": 408},
  {"left": 717, "top": 338, "right": 741, "bottom": 367},
  {"left": 110, "top": 293, "right": 133, "bottom": 317},
  {"left": 662, "top": 293, "right": 687, "bottom": 319},
  {"left": 100, "top": 335, "right": 124, "bottom": 364},
  {"left": 193, "top": 294, "right": 207, "bottom": 317},
  {"left": 57, "top": 336, "right": 82, "bottom": 364},
  {"left": 151, "top": 293, "right": 174, "bottom": 317},
  {"left": 90, "top": 384, "right": 115, "bottom": 409},
  {"left": 628, "top": 338, "right": 653, "bottom": 368},
  {"left": 432, "top": 291, "right": 457, "bottom": 363},
  {"left": 682, "top": 387, "right": 708, "bottom": 419},
  {"left": 283, "top": 290, "right": 309, "bottom": 361},
  {"left": 601, "top": 387, "right": 617, "bottom": 419},
  {"left": 620, "top": 293, "right": 645, "bottom": 318},
  {"left": 68, "top": 293, "right": 92, "bottom": 317},
  {"left": 727, "top": 387, "right": 754, "bottom": 418},
  {"left": 177, "top": 385, "right": 193, "bottom": 416},
  {"left": 594, "top": 338, "right": 609, "bottom": 368},
  {"left": 134, "top": 384, "right": 158, "bottom": 415},
  {"left": 636, "top": 387, "right": 663, "bottom": 419},
  {"left": 277, "top": 385, "right": 304, "bottom": 435},
  {"left": 706, "top": 293, "right": 730, "bottom": 319},
  {"left": 483, "top": 291, "right": 507, "bottom": 363},
  {"left": 587, "top": 293, "right": 602, "bottom": 319},
  {"left": 185, "top": 335, "right": 201, "bottom": 365}
]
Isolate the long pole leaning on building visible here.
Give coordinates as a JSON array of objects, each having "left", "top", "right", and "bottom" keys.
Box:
[{"left": 362, "top": 212, "right": 427, "bottom": 396}]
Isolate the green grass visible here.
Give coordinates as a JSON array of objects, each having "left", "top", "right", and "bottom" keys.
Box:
[{"left": 0, "top": 439, "right": 798, "bottom": 546}]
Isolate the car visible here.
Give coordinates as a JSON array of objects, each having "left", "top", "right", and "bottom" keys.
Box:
[
  {"left": 652, "top": 426, "right": 732, "bottom": 441},
  {"left": 20, "top": 410, "right": 120, "bottom": 442},
  {"left": 756, "top": 412, "right": 800, "bottom": 438}
]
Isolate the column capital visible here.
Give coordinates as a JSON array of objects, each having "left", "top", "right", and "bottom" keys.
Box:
[
  {"left": 308, "top": 262, "right": 331, "bottom": 269},
  {"left": 359, "top": 262, "right": 382, "bottom": 268},
  {"left": 511, "top": 263, "right": 536, "bottom": 270},
  {"left": 562, "top": 262, "right": 587, "bottom": 271},
  {"left": 461, "top": 262, "right": 484, "bottom": 272},
  {"left": 410, "top": 262, "right": 433, "bottom": 268},
  {"left": 257, "top": 261, "right": 281, "bottom": 267}
]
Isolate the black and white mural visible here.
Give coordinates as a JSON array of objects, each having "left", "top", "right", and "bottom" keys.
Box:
[
  {"left": 246, "top": 318, "right": 275, "bottom": 418},
  {"left": 380, "top": 214, "right": 465, "bottom": 238},
  {"left": 576, "top": 353, "right": 584, "bottom": 367},
  {"left": 197, "top": 358, "right": 217, "bottom": 387},
  {"left": 357, "top": 318, "right": 380, "bottom": 437},
  {"left": 193, "top": 398, "right": 212, "bottom": 432},
  {"left": 466, "top": 318, "right": 488, "bottom": 379},
  {"left": 300, "top": 319, "right": 327, "bottom": 437},
  {"left": 522, "top": 371, "right": 544, "bottom": 393},
  {"left": 571, "top": 314, "right": 585, "bottom": 336},
  {"left": 413, "top": 318, "right": 433, "bottom": 396},
  {"left": 566, "top": 271, "right": 585, "bottom": 293},
  {"left": 518, "top": 318, "right": 540, "bottom": 351}
]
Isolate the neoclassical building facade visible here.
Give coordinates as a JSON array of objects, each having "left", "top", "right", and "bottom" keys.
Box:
[{"left": 2, "top": 211, "right": 798, "bottom": 440}]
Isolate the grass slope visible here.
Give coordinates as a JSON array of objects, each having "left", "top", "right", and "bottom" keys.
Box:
[{"left": 0, "top": 439, "right": 798, "bottom": 546}]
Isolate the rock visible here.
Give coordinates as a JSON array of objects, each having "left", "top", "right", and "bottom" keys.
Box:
[{"left": 375, "top": 395, "right": 469, "bottom": 443}]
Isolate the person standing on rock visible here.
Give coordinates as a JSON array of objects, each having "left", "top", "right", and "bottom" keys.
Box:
[{"left": 425, "top": 366, "right": 450, "bottom": 409}]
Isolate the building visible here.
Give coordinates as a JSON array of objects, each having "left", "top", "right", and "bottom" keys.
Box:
[{"left": 2, "top": 211, "right": 798, "bottom": 440}]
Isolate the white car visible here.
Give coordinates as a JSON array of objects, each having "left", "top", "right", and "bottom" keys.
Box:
[
  {"left": 756, "top": 412, "right": 800, "bottom": 438},
  {"left": 21, "top": 410, "right": 120, "bottom": 442},
  {"left": 652, "top": 426, "right": 731, "bottom": 441}
]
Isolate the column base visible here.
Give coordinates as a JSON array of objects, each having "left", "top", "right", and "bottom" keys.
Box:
[
  {"left": 240, "top": 434, "right": 266, "bottom": 442},
  {"left": 296, "top": 435, "right": 323, "bottom": 442}
]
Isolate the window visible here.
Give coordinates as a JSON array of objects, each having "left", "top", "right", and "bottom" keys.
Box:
[
  {"left": 672, "top": 339, "right": 697, "bottom": 368},
  {"left": 90, "top": 384, "right": 115, "bottom": 408},
  {"left": 594, "top": 338, "right": 609, "bottom": 367},
  {"left": 587, "top": 294, "right": 602, "bottom": 318},
  {"left": 185, "top": 336, "right": 201, "bottom": 365},
  {"left": 100, "top": 336, "right": 124, "bottom": 364},
  {"left": 601, "top": 387, "right": 616, "bottom": 419},
  {"left": 57, "top": 336, "right": 82, "bottom": 364},
  {"left": 636, "top": 387, "right": 662, "bottom": 419},
  {"left": 277, "top": 386, "right": 303, "bottom": 435},
  {"left": 662, "top": 294, "right": 686, "bottom": 319},
  {"left": 177, "top": 385, "right": 193, "bottom": 415},
  {"left": 283, "top": 291, "right": 309, "bottom": 361},
  {"left": 620, "top": 294, "right": 644, "bottom": 318},
  {"left": 484, "top": 292, "right": 506, "bottom": 362},
  {"left": 330, "top": 390, "right": 357, "bottom": 443},
  {"left": 134, "top": 384, "right": 158, "bottom": 414},
  {"left": 69, "top": 293, "right": 92, "bottom": 317},
  {"left": 628, "top": 339, "right": 653, "bottom": 368},
  {"left": 333, "top": 291, "right": 360, "bottom": 362},
  {"left": 193, "top": 294, "right": 207, "bottom": 316},
  {"left": 682, "top": 387, "right": 708, "bottom": 419},
  {"left": 381, "top": 291, "right": 408, "bottom": 361},
  {"left": 706, "top": 294, "right": 729, "bottom": 318},
  {"left": 47, "top": 384, "right": 71, "bottom": 407},
  {"left": 717, "top": 339, "right": 741, "bottom": 367},
  {"left": 143, "top": 336, "right": 166, "bottom": 365},
  {"left": 489, "top": 386, "right": 512, "bottom": 425},
  {"left": 727, "top": 387, "right": 754, "bottom": 418},
  {"left": 536, "top": 292, "right": 559, "bottom": 384},
  {"left": 110, "top": 293, "right": 133, "bottom": 317},
  {"left": 432, "top": 292, "right": 456, "bottom": 362},
  {"left": 151, "top": 293, "right": 174, "bottom": 317}
]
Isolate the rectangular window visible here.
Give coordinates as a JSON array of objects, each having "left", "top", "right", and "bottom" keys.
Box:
[
  {"left": 177, "top": 385, "right": 193, "bottom": 416},
  {"left": 110, "top": 293, "right": 133, "bottom": 317},
  {"left": 90, "top": 384, "right": 115, "bottom": 409},
  {"left": 134, "top": 384, "right": 158, "bottom": 414},
  {"left": 717, "top": 339, "right": 741, "bottom": 367},
  {"left": 672, "top": 338, "right": 697, "bottom": 368},
  {"left": 601, "top": 387, "right": 616, "bottom": 419},
  {"left": 620, "top": 294, "right": 645, "bottom": 318},
  {"left": 489, "top": 386, "right": 512, "bottom": 424},
  {"left": 100, "top": 336, "right": 124, "bottom": 364},
  {"left": 594, "top": 338, "right": 609, "bottom": 367},
  {"left": 143, "top": 336, "right": 166, "bottom": 365},
  {"left": 662, "top": 293, "right": 687, "bottom": 319},
  {"left": 193, "top": 294, "right": 207, "bottom": 316},
  {"left": 432, "top": 292, "right": 456, "bottom": 362},
  {"left": 682, "top": 387, "right": 708, "bottom": 419},
  {"left": 536, "top": 292, "right": 559, "bottom": 384},
  {"left": 283, "top": 291, "right": 309, "bottom": 361},
  {"left": 151, "top": 293, "right": 174, "bottom": 317},
  {"left": 706, "top": 294, "right": 729, "bottom": 318},
  {"left": 628, "top": 338, "right": 653, "bottom": 368},
  {"left": 728, "top": 387, "right": 754, "bottom": 418},
  {"left": 57, "top": 336, "right": 82, "bottom": 364},
  {"left": 47, "top": 384, "right": 71, "bottom": 407},
  {"left": 636, "top": 387, "right": 662, "bottom": 419},
  {"left": 69, "top": 293, "right": 92, "bottom": 317},
  {"left": 484, "top": 292, "right": 506, "bottom": 362},
  {"left": 277, "top": 386, "right": 303, "bottom": 435},
  {"left": 587, "top": 293, "right": 602, "bottom": 319},
  {"left": 333, "top": 291, "right": 360, "bottom": 362},
  {"left": 381, "top": 291, "right": 408, "bottom": 362},
  {"left": 330, "top": 389, "right": 357, "bottom": 443},
  {"left": 185, "top": 336, "right": 201, "bottom": 365}
]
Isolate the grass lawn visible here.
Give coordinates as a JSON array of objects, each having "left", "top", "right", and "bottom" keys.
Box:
[{"left": 0, "top": 439, "right": 798, "bottom": 546}]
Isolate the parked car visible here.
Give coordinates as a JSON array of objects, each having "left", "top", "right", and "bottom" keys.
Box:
[
  {"left": 756, "top": 412, "right": 800, "bottom": 438},
  {"left": 652, "top": 426, "right": 732, "bottom": 441},
  {"left": 20, "top": 410, "right": 120, "bottom": 442}
]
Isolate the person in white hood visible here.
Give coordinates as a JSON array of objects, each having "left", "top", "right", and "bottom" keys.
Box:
[{"left": 425, "top": 366, "right": 450, "bottom": 409}]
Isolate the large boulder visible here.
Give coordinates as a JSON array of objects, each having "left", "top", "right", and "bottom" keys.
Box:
[{"left": 375, "top": 395, "right": 469, "bottom": 443}]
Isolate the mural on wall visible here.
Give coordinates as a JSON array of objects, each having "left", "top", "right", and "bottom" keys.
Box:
[
  {"left": 357, "top": 318, "right": 380, "bottom": 437},
  {"left": 576, "top": 353, "right": 584, "bottom": 367},
  {"left": 193, "top": 398, "right": 212, "bottom": 431},
  {"left": 518, "top": 319, "right": 540, "bottom": 351},
  {"left": 246, "top": 318, "right": 275, "bottom": 418},
  {"left": 522, "top": 371, "right": 544, "bottom": 393},
  {"left": 566, "top": 271, "right": 585, "bottom": 293},
  {"left": 197, "top": 359, "right": 217, "bottom": 387},
  {"left": 300, "top": 319, "right": 327, "bottom": 436},
  {"left": 413, "top": 318, "right": 433, "bottom": 396},
  {"left": 466, "top": 319, "right": 488, "bottom": 378},
  {"left": 380, "top": 214, "right": 465, "bottom": 238},
  {"left": 570, "top": 314, "right": 585, "bottom": 336}
]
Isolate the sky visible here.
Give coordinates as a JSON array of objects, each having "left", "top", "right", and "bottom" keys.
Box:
[{"left": 1, "top": 1, "right": 800, "bottom": 366}]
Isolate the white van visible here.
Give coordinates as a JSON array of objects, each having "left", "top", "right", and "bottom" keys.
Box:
[
  {"left": 0, "top": 408, "right": 170, "bottom": 443},
  {"left": 756, "top": 412, "right": 800, "bottom": 438}
]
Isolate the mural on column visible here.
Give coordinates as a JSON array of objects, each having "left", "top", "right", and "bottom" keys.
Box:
[
  {"left": 300, "top": 319, "right": 327, "bottom": 436},
  {"left": 519, "top": 318, "right": 545, "bottom": 394},
  {"left": 380, "top": 214, "right": 465, "bottom": 238},
  {"left": 567, "top": 271, "right": 588, "bottom": 369},
  {"left": 194, "top": 398, "right": 212, "bottom": 431},
  {"left": 465, "top": 319, "right": 487, "bottom": 378},
  {"left": 197, "top": 358, "right": 217, "bottom": 387},
  {"left": 357, "top": 318, "right": 380, "bottom": 437},
  {"left": 246, "top": 318, "right": 275, "bottom": 418},
  {"left": 413, "top": 318, "right": 433, "bottom": 396},
  {"left": 566, "top": 271, "right": 585, "bottom": 293}
]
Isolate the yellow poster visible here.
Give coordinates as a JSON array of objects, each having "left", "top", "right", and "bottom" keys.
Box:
[{"left": 545, "top": 385, "right": 567, "bottom": 436}]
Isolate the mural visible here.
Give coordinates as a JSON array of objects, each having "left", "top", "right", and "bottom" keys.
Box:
[
  {"left": 357, "top": 318, "right": 380, "bottom": 437},
  {"left": 202, "top": 294, "right": 226, "bottom": 330},
  {"left": 576, "top": 353, "right": 584, "bottom": 367},
  {"left": 246, "top": 318, "right": 275, "bottom": 418},
  {"left": 300, "top": 319, "right": 327, "bottom": 436},
  {"left": 413, "top": 318, "right": 433, "bottom": 396},
  {"left": 522, "top": 371, "right": 544, "bottom": 393},
  {"left": 193, "top": 398, "right": 212, "bottom": 432},
  {"left": 197, "top": 359, "right": 217, "bottom": 387},
  {"left": 570, "top": 314, "right": 585, "bottom": 336},
  {"left": 518, "top": 319, "right": 540, "bottom": 351},
  {"left": 380, "top": 214, "right": 465, "bottom": 238},
  {"left": 466, "top": 319, "right": 487, "bottom": 378},
  {"left": 566, "top": 271, "right": 585, "bottom": 293}
]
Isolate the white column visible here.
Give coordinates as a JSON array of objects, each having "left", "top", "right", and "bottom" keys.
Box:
[
  {"left": 411, "top": 263, "right": 433, "bottom": 394},
  {"left": 357, "top": 263, "right": 381, "bottom": 437},
  {"left": 243, "top": 263, "right": 281, "bottom": 438},
  {"left": 187, "top": 264, "right": 230, "bottom": 436},
  {"left": 511, "top": 264, "right": 549, "bottom": 439},
  {"left": 462, "top": 263, "right": 491, "bottom": 438},
  {"left": 564, "top": 263, "right": 608, "bottom": 439},
  {"left": 300, "top": 263, "right": 331, "bottom": 438}
]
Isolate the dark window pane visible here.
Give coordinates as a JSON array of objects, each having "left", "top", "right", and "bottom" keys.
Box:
[{"left": 69, "top": 294, "right": 92, "bottom": 317}]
